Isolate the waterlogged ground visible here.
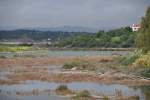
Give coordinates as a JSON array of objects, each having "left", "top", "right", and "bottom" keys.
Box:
[
  {"left": 0, "top": 50, "right": 150, "bottom": 100},
  {"left": 0, "top": 81, "right": 150, "bottom": 100}
]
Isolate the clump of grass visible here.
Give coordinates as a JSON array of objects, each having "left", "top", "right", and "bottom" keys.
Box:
[
  {"left": 133, "top": 51, "right": 150, "bottom": 68},
  {"left": 63, "top": 59, "right": 96, "bottom": 70},
  {"left": 0, "top": 46, "right": 31, "bottom": 52},
  {"left": 63, "top": 60, "right": 78, "bottom": 69},
  {"left": 139, "top": 68, "right": 150, "bottom": 77},
  {"left": 128, "top": 51, "right": 150, "bottom": 77},
  {"left": 103, "top": 96, "right": 109, "bottom": 100},
  {"left": 55, "top": 85, "right": 73, "bottom": 95},
  {"left": 120, "top": 49, "right": 143, "bottom": 65},
  {"left": 72, "top": 90, "right": 91, "bottom": 100}
]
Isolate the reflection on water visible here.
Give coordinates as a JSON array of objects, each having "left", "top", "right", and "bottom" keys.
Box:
[
  {"left": 0, "top": 50, "right": 130, "bottom": 58},
  {"left": 132, "top": 86, "right": 150, "bottom": 100},
  {"left": 0, "top": 81, "right": 150, "bottom": 100}
]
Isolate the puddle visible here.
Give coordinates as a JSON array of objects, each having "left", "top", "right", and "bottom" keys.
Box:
[{"left": 0, "top": 81, "right": 150, "bottom": 100}]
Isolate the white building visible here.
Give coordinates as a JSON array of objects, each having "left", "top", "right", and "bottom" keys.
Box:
[{"left": 131, "top": 24, "right": 140, "bottom": 32}]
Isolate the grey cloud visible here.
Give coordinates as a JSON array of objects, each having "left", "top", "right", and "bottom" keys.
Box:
[{"left": 0, "top": 0, "right": 150, "bottom": 29}]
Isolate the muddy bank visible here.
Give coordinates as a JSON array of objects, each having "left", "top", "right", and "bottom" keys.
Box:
[
  {"left": 0, "top": 56, "right": 114, "bottom": 67},
  {"left": 0, "top": 55, "right": 150, "bottom": 100},
  {"left": 0, "top": 70, "right": 150, "bottom": 85},
  {"left": 0, "top": 56, "right": 150, "bottom": 85}
]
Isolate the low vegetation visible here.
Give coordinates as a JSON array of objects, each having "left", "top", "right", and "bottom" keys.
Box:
[
  {"left": 118, "top": 7, "right": 150, "bottom": 79},
  {"left": 0, "top": 46, "right": 31, "bottom": 52},
  {"left": 55, "top": 85, "right": 73, "bottom": 95},
  {"left": 121, "top": 49, "right": 143, "bottom": 65},
  {"left": 133, "top": 51, "right": 150, "bottom": 67},
  {"left": 72, "top": 90, "right": 92, "bottom": 100},
  {"left": 63, "top": 59, "right": 96, "bottom": 70}
]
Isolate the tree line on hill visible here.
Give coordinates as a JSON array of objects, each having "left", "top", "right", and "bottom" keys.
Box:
[
  {"left": 0, "top": 30, "right": 89, "bottom": 42},
  {"left": 0, "top": 27, "right": 135, "bottom": 48},
  {"left": 56, "top": 27, "right": 135, "bottom": 48}
]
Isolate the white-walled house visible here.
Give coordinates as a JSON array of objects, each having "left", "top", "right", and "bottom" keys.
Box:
[{"left": 131, "top": 24, "right": 141, "bottom": 32}]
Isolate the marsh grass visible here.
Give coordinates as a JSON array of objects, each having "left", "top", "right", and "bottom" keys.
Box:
[
  {"left": 55, "top": 85, "right": 73, "bottom": 95},
  {"left": 72, "top": 90, "right": 92, "bottom": 100},
  {"left": 120, "top": 50, "right": 143, "bottom": 65},
  {"left": 0, "top": 46, "right": 31, "bottom": 52},
  {"left": 63, "top": 59, "right": 96, "bottom": 70},
  {"left": 103, "top": 96, "right": 109, "bottom": 100},
  {"left": 133, "top": 51, "right": 150, "bottom": 68}
]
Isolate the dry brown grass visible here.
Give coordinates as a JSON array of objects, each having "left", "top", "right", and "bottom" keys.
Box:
[
  {"left": 1, "top": 70, "right": 150, "bottom": 85},
  {"left": 0, "top": 56, "right": 150, "bottom": 85},
  {"left": 0, "top": 56, "right": 114, "bottom": 67}
]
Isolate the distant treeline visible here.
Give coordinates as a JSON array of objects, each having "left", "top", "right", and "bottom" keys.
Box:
[
  {"left": 0, "top": 27, "right": 135, "bottom": 48},
  {"left": 56, "top": 27, "right": 135, "bottom": 48},
  {"left": 0, "top": 30, "right": 90, "bottom": 41}
]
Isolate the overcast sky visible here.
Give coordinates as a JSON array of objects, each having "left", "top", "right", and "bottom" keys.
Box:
[{"left": 0, "top": 0, "right": 150, "bottom": 30}]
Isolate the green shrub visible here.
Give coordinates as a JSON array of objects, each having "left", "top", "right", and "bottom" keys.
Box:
[
  {"left": 73, "top": 90, "right": 91, "bottom": 100},
  {"left": 63, "top": 60, "right": 79, "bottom": 69},
  {"left": 133, "top": 51, "right": 150, "bottom": 67},
  {"left": 111, "top": 36, "right": 121, "bottom": 44},
  {"left": 55, "top": 85, "right": 72, "bottom": 95},
  {"left": 140, "top": 68, "right": 150, "bottom": 77},
  {"left": 121, "top": 49, "right": 143, "bottom": 65}
]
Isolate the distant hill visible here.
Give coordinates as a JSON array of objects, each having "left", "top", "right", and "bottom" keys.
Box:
[{"left": 18, "top": 26, "right": 98, "bottom": 33}]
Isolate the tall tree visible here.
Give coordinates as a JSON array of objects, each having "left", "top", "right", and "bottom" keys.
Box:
[{"left": 136, "top": 6, "right": 150, "bottom": 51}]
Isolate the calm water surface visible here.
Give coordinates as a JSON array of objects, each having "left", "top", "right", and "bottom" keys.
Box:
[
  {"left": 0, "top": 81, "right": 150, "bottom": 100},
  {"left": 0, "top": 50, "right": 130, "bottom": 58}
]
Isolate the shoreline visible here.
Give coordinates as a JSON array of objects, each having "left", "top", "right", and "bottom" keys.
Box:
[
  {"left": 0, "top": 69, "right": 150, "bottom": 86},
  {"left": 45, "top": 47, "right": 135, "bottom": 51}
]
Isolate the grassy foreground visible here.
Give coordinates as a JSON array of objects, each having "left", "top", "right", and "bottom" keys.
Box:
[{"left": 0, "top": 46, "right": 31, "bottom": 52}]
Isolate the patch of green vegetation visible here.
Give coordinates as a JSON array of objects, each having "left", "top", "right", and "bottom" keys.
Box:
[
  {"left": 72, "top": 90, "right": 91, "bottom": 100},
  {"left": 55, "top": 85, "right": 73, "bottom": 95},
  {"left": 103, "top": 96, "right": 109, "bottom": 100},
  {"left": 120, "top": 51, "right": 150, "bottom": 78},
  {"left": 63, "top": 59, "right": 96, "bottom": 70},
  {"left": 140, "top": 68, "right": 150, "bottom": 78},
  {"left": 57, "top": 27, "right": 134, "bottom": 48},
  {"left": 0, "top": 46, "right": 31, "bottom": 52},
  {"left": 120, "top": 49, "right": 143, "bottom": 65},
  {"left": 133, "top": 51, "right": 150, "bottom": 68}
]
